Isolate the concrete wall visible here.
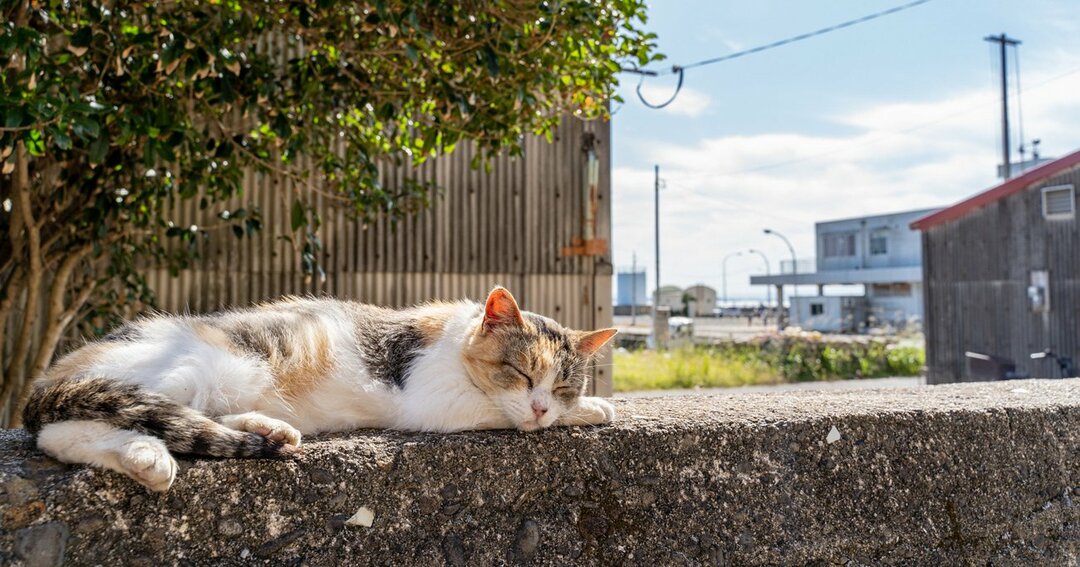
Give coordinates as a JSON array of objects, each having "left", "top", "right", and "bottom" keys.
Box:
[{"left": 1, "top": 379, "right": 1077, "bottom": 565}]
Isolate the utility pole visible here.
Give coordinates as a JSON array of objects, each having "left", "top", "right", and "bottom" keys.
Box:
[
  {"left": 630, "top": 252, "right": 638, "bottom": 326},
  {"left": 653, "top": 165, "right": 660, "bottom": 313},
  {"left": 651, "top": 165, "right": 670, "bottom": 350},
  {"left": 985, "top": 33, "right": 1021, "bottom": 179}
]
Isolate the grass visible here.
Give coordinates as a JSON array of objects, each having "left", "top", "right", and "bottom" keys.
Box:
[{"left": 613, "top": 341, "right": 925, "bottom": 393}]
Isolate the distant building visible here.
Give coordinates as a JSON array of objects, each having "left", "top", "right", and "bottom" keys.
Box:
[
  {"left": 616, "top": 269, "right": 647, "bottom": 307},
  {"left": 656, "top": 285, "right": 684, "bottom": 312},
  {"left": 684, "top": 284, "right": 717, "bottom": 317},
  {"left": 913, "top": 149, "right": 1080, "bottom": 383},
  {"left": 750, "top": 207, "right": 942, "bottom": 332}
]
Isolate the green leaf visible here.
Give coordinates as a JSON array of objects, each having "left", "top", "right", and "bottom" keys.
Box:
[
  {"left": 88, "top": 136, "right": 108, "bottom": 164},
  {"left": 53, "top": 130, "right": 72, "bottom": 150},
  {"left": 73, "top": 117, "right": 101, "bottom": 140},
  {"left": 291, "top": 199, "right": 305, "bottom": 232},
  {"left": 4, "top": 108, "right": 24, "bottom": 129},
  {"left": 482, "top": 45, "right": 499, "bottom": 77}
]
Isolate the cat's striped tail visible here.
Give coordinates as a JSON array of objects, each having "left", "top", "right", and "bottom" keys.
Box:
[{"left": 22, "top": 377, "right": 293, "bottom": 459}]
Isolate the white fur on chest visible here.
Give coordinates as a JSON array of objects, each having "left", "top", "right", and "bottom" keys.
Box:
[{"left": 391, "top": 307, "right": 502, "bottom": 432}]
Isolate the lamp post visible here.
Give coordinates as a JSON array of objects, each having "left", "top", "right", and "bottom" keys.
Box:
[
  {"left": 747, "top": 248, "right": 771, "bottom": 308},
  {"left": 722, "top": 251, "right": 742, "bottom": 307},
  {"left": 763, "top": 228, "right": 797, "bottom": 328}
]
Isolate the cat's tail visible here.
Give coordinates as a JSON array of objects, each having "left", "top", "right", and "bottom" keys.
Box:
[{"left": 22, "top": 377, "right": 293, "bottom": 458}]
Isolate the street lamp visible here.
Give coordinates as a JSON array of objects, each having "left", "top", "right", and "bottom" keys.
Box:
[
  {"left": 763, "top": 228, "right": 798, "bottom": 327},
  {"left": 747, "top": 248, "right": 771, "bottom": 308},
  {"left": 722, "top": 251, "right": 742, "bottom": 307}
]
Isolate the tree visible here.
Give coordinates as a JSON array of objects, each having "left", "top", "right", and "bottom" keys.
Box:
[
  {"left": 681, "top": 292, "right": 696, "bottom": 317},
  {"left": 0, "top": 0, "right": 661, "bottom": 424}
]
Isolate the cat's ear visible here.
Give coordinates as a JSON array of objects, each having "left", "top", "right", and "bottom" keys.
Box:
[
  {"left": 482, "top": 286, "right": 524, "bottom": 334},
  {"left": 577, "top": 328, "right": 618, "bottom": 355}
]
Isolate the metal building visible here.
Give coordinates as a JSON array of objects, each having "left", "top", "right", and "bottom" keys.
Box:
[
  {"left": 147, "top": 116, "right": 616, "bottom": 394},
  {"left": 912, "top": 149, "right": 1080, "bottom": 383}
]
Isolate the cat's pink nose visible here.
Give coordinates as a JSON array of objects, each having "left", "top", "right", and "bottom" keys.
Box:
[{"left": 531, "top": 401, "right": 548, "bottom": 419}]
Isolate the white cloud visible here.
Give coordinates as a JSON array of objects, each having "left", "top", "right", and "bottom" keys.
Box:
[
  {"left": 632, "top": 84, "right": 711, "bottom": 117},
  {"left": 613, "top": 66, "right": 1080, "bottom": 301}
]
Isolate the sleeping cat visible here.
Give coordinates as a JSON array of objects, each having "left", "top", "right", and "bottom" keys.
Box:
[{"left": 21, "top": 287, "right": 617, "bottom": 492}]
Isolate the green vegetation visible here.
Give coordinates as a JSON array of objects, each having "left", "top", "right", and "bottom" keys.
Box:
[{"left": 614, "top": 340, "right": 925, "bottom": 392}]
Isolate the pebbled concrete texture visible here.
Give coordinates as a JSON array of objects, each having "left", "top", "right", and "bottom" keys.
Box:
[{"left": 0, "top": 379, "right": 1077, "bottom": 566}]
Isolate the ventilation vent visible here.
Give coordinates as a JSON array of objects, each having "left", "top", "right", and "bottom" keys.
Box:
[{"left": 1042, "top": 185, "right": 1075, "bottom": 219}]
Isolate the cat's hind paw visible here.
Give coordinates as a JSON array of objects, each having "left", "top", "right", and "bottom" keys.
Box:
[{"left": 119, "top": 438, "right": 177, "bottom": 492}]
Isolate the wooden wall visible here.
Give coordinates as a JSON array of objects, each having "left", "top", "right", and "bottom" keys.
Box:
[
  {"left": 922, "top": 166, "right": 1080, "bottom": 383},
  {"left": 147, "top": 116, "right": 616, "bottom": 394}
]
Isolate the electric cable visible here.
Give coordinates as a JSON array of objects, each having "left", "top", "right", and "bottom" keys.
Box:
[{"left": 624, "top": 0, "right": 935, "bottom": 109}]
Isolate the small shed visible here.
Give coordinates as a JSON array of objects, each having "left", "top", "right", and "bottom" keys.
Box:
[
  {"left": 683, "top": 284, "right": 717, "bottom": 317},
  {"left": 912, "top": 149, "right": 1080, "bottom": 383}
]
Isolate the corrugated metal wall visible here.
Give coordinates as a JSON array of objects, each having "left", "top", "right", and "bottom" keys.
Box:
[
  {"left": 922, "top": 166, "right": 1080, "bottom": 383},
  {"left": 147, "top": 116, "right": 615, "bottom": 393}
]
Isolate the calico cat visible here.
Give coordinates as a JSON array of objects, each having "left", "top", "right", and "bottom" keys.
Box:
[{"left": 21, "top": 287, "right": 617, "bottom": 492}]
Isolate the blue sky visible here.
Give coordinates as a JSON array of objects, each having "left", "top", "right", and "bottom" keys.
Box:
[{"left": 611, "top": 0, "right": 1080, "bottom": 302}]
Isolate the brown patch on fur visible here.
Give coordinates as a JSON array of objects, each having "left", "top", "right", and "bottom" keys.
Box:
[
  {"left": 191, "top": 322, "right": 244, "bottom": 356},
  {"left": 414, "top": 302, "right": 460, "bottom": 346},
  {"left": 272, "top": 326, "right": 334, "bottom": 400},
  {"left": 38, "top": 343, "right": 108, "bottom": 387},
  {"left": 461, "top": 328, "right": 513, "bottom": 395},
  {"left": 14, "top": 343, "right": 109, "bottom": 426}
]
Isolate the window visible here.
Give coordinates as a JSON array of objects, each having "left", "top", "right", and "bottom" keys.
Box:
[
  {"left": 1042, "top": 185, "right": 1075, "bottom": 219},
  {"left": 871, "top": 283, "right": 912, "bottom": 297},
  {"left": 869, "top": 229, "right": 888, "bottom": 255},
  {"left": 822, "top": 232, "right": 856, "bottom": 257},
  {"left": 810, "top": 303, "right": 824, "bottom": 316}
]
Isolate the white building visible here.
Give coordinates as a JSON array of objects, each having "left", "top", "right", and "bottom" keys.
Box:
[
  {"left": 750, "top": 207, "right": 941, "bottom": 332},
  {"left": 683, "top": 284, "right": 717, "bottom": 317},
  {"left": 656, "top": 285, "right": 684, "bottom": 312}
]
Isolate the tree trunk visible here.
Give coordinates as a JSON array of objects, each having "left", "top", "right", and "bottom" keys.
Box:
[{"left": 0, "top": 142, "right": 43, "bottom": 425}]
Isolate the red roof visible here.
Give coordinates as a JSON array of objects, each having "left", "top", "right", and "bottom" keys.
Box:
[{"left": 911, "top": 148, "right": 1080, "bottom": 230}]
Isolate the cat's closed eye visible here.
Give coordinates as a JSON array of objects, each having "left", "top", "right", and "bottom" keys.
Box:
[{"left": 503, "top": 363, "right": 533, "bottom": 389}]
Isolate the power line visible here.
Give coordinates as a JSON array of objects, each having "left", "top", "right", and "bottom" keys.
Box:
[{"left": 625, "top": 0, "right": 936, "bottom": 108}]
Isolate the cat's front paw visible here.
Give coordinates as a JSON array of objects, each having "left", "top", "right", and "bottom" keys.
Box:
[
  {"left": 119, "top": 439, "right": 177, "bottom": 492},
  {"left": 220, "top": 413, "right": 302, "bottom": 447},
  {"left": 563, "top": 396, "right": 617, "bottom": 426}
]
